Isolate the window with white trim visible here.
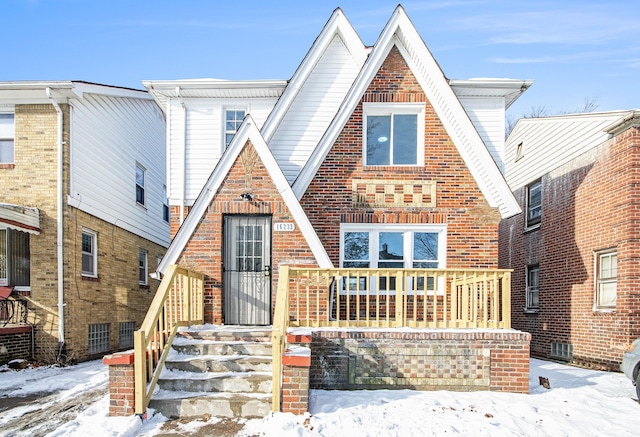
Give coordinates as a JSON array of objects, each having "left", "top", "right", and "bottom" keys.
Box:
[
  {"left": 0, "top": 228, "right": 30, "bottom": 287},
  {"left": 135, "top": 163, "right": 145, "bottom": 206},
  {"left": 363, "top": 103, "right": 424, "bottom": 166},
  {"left": 595, "top": 249, "right": 617, "bottom": 309},
  {"left": 162, "top": 185, "right": 169, "bottom": 222},
  {"left": 340, "top": 224, "right": 446, "bottom": 293},
  {"left": 526, "top": 179, "right": 542, "bottom": 228},
  {"left": 81, "top": 229, "right": 97, "bottom": 277},
  {"left": 0, "top": 113, "right": 15, "bottom": 164},
  {"left": 224, "top": 109, "right": 245, "bottom": 148},
  {"left": 526, "top": 264, "right": 539, "bottom": 310},
  {"left": 139, "top": 249, "right": 148, "bottom": 285}
]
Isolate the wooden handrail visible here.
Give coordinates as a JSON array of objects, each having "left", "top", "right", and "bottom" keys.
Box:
[
  {"left": 134, "top": 264, "right": 204, "bottom": 415},
  {"left": 271, "top": 267, "right": 512, "bottom": 412}
]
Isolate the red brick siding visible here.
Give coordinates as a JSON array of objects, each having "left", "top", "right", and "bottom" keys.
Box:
[
  {"left": 175, "top": 141, "right": 319, "bottom": 324},
  {"left": 301, "top": 46, "right": 501, "bottom": 269},
  {"left": 499, "top": 126, "right": 640, "bottom": 369}
]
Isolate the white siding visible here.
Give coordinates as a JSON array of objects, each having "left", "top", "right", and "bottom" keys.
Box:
[
  {"left": 458, "top": 97, "right": 505, "bottom": 171},
  {"left": 504, "top": 112, "right": 626, "bottom": 190},
  {"left": 167, "top": 98, "right": 278, "bottom": 204},
  {"left": 68, "top": 94, "right": 169, "bottom": 246},
  {"left": 270, "top": 34, "right": 361, "bottom": 183}
]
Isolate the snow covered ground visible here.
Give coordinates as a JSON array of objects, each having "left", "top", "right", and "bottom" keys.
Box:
[{"left": 0, "top": 357, "right": 637, "bottom": 436}]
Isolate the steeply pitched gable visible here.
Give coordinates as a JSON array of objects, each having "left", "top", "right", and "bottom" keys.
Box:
[
  {"left": 293, "top": 5, "right": 520, "bottom": 219},
  {"left": 157, "top": 115, "right": 332, "bottom": 274}
]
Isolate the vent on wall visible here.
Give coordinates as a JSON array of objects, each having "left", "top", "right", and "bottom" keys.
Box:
[{"left": 550, "top": 342, "right": 573, "bottom": 360}]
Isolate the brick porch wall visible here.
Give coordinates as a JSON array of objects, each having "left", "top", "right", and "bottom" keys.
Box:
[
  {"left": 0, "top": 326, "right": 33, "bottom": 365},
  {"left": 309, "top": 329, "right": 530, "bottom": 393}
]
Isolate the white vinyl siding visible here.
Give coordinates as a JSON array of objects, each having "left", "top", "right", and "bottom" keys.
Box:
[
  {"left": 270, "top": 34, "right": 361, "bottom": 183},
  {"left": 167, "top": 98, "right": 277, "bottom": 205},
  {"left": 504, "top": 112, "right": 628, "bottom": 191},
  {"left": 68, "top": 94, "right": 169, "bottom": 246},
  {"left": 458, "top": 98, "right": 505, "bottom": 171}
]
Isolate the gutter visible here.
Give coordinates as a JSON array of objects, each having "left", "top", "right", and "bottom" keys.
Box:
[{"left": 46, "top": 87, "right": 66, "bottom": 350}]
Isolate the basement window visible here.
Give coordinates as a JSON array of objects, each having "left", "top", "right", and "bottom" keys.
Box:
[
  {"left": 88, "top": 323, "right": 110, "bottom": 354},
  {"left": 119, "top": 321, "right": 135, "bottom": 349},
  {"left": 550, "top": 342, "right": 573, "bottom": 360}
]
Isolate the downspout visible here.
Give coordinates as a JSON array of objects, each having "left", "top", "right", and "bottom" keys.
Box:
[
  {"left": 176, "top": 87, "right": 186, "bottom": 225},
  {"left": 46, "top": 87, "right": 65, "bottom": 351}
]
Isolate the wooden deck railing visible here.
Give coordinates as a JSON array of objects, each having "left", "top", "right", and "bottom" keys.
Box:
[
  {"left": 133, "top": 264, "right": 204, "bottom": 415},
  {"left": 272, "top": 266, "right": 511, "bottom": 411}
]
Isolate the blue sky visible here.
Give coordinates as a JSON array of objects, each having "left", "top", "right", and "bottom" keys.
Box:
[{"left": 2, "top": 0, "right": 639, "bottom": 118}]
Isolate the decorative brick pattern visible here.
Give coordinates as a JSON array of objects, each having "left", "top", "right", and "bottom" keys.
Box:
[
  {"left": 310, "top": 329, "right": 530, "bottom": 393},
  {"left": 500, "top": 126, "right": 640, "bottom": 369},
  {"left": 352, "top": 179, "right": 436, "bottom": 208}
]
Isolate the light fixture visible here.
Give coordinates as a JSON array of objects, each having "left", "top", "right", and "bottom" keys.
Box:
[{"left": 240, "top": 192, "right": 254, "bottom": 201}]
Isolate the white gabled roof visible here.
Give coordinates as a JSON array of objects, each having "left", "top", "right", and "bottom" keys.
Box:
[
  {"left": 292, "top": 5, "right": 521, "bottom": 219},
  {"left": 505, "top": 110, "right": 634, "bottom": 190},
  {"left": 260, "top": 7, "right": 367, "bottom": 143},
  {"left": 156, "top": 115, "right": 332, "bottom": 274}
]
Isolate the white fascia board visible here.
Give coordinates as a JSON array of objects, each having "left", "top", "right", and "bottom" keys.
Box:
[
  {"left": 261, "top": 7, "right": 366, "bottom": 143},
  {"left": 292, "top": 5, "right": 520, "bottom": 218},
  {"left": 71, "top": 82, "right": 152, "bottom": 100},
  {"left": 157, "top": 115, "right": 332, "bottom": 274}
]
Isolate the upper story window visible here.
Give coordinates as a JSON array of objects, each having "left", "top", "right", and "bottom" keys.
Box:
[
  {"left": 363, "top": 103, "right": 425, "bottom": 166},
  {"left": 340, "top": 224, "right": 446, "bottom": 293},
  {"left": 81, "top": 229, "right": 98, "bottom": 278},
  {"left": 225, "top": 109, "right": 245, "bottom": 148},
  {"left": 162, "top": 185, "right": 169, "bottom": 222},
  {"left": 135, "top": 163, "right": 145, "bottom": 206},
  {"left": 0, "top": 228, "right": 30, "bottom": 287},
  {"left": 595, "top": 249, "right": 617, "bottom": 310},
  {"left": 139, "top": 249, "right": 148, "bottom": 285},
  {"left": 526, "top": 179, "right": 542, "bottom": 228},
  {"left": 0, "top": 113, "right": 15, "bottom": 165},
  {"left": 526, "top": 264, "right": 539, "bottom": 311}
]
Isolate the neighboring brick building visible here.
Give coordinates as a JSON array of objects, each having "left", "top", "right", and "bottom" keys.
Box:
[
  {"left": 499, "top": 110, "right": 640, "bottom": 369},
  {"left": 149, "top": 6, "right": 531, "bottom": 326},
  {"left": 0, "top": 82, "right": 168, "bottom": 363}
]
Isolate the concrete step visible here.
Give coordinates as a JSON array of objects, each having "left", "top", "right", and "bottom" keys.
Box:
[
  {"left": 177, "top": 326, "right": 272, "bottom": 343},
  {"left": 157, "top": 369, "right": 272, "bottom": 393},
  {"left": 171, "top": 339, "right": 272, "bottom": 357},
  {"left": 165, "top": 353, "right": 272, "bottom": 373},
  {"left": 149, "top": 391, "right": 271, "bottom": 419}
]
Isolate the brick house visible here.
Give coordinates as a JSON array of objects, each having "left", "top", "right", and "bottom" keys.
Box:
[
  {"left": 147, "top": 6, "right": 531, "bottom": 328},
  {"left": 499, "top": 110, "right": 640, "bottom": 369},
  {"left": 0, "top": 81, "right": 168, "bottom": 363}
]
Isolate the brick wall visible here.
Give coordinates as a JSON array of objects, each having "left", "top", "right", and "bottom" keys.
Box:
[
  {"left": 309, "top": 329, "right": 530, "bottom": 393},
  {"left": 0, "top": 326, "right": 32, "bottom": 365},
  {"left": 175, "top": 142, "right": 319, "bottom": 324},
  {"left": 1, "top": 104, "right": 164, "bottom": 363},
  {"left": 499, "top": 126, "right": 640, "bottom": 369},
  {"left": 301, "top": 46, "right": 501, "bottom": 269}
]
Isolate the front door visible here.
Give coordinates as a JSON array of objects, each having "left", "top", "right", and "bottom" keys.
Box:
[{"left": 223, "top": 215, "right": 272, "bottom": 325}]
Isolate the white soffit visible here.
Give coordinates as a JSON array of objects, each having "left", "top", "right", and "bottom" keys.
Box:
[{"left": 0, "top": 203, "right": 40, "bottom": 234}]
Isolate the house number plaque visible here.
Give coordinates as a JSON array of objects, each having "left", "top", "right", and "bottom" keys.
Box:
[{"left": 274, "top": 222, "right": 295, "bottom": 232}]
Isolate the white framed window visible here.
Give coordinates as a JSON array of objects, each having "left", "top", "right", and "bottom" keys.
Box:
[
  {"left": 0, "top": 113, "right": 15, "bottom": 164},
  {"left": 363, "top": 103, "right": 425, "bottom": 166},
  {"left": 139, "top": 249, "right": 148, "bottom": 285},
  {"left": 526, "top": 265, "right": 539, "bottom": 310},
  {"left": 224, "top": 109, "right": 245, "bottom": 148},
  {"left": 81, "top": 229, "right": 97, "bottom": 277},
  {"left": 0, "top": 228, "right": 30, "bottom": 287},
  {"left": 526, "top": 179, "right": 542, "bottom": 228},
  {"left": 162, "top": 185, "right": 169, "bottom": 222},
  {"left": 595, "top": 249, "right": 617, "bottom": 309},
  {"left": 135, "top": 163, "right": 145, "bottom": 206},
  {"left": 88, "top": 323, "right": 110, "bottom": 354},
  {"left": 340, "top": 224, "right": 446, "bottom": 294}
]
